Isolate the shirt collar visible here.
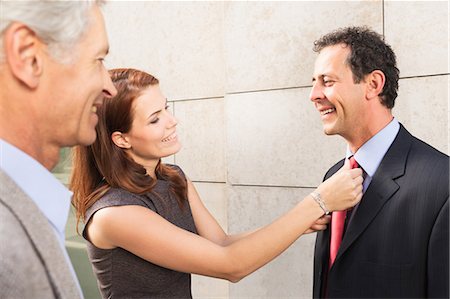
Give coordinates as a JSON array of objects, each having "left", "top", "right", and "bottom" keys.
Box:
[
  {"left": 0, "top": 139, "right": 72, "bottom": 239},
  {"left": 346, "top": 118, "right": 400, "bottom": 177}
]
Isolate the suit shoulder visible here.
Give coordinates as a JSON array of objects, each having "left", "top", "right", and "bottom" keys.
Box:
[
  {"left": 410, "top": 136, "right": 449, "bottom": 165},
  {"left": 406, "top": 136, "right": 449, "bottom": 197},
  {"left": 324, "top": 158, "right": 345, "bottom": 180}
]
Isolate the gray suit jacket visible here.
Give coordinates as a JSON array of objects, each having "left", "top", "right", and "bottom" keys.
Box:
[{"left": 0, "top": 170, "right": 81, "bottom": 299}]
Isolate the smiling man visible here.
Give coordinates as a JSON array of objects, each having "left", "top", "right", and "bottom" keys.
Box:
[
  {"left": 0, "top": 1, "right": 116, "bottom": 298},
  {"left": 310, "top": 26, "right": 449, "bottom": 298}
]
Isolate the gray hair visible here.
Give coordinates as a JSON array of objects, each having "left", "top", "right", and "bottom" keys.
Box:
[{"left": 0, "top": 0, "right": 104, "bottom": 63}]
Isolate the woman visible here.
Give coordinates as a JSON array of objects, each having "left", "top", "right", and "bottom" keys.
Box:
[{"left": 70, "top": 68, "right": 363, "bottom": 298}]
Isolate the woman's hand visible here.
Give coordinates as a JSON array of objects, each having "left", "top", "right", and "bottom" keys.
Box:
[
  {"left": 315, "top": 160, "right": 363, "bottom": 212},
  {"left": 304, "top": 215, "right": 331, "bottom": 234}
]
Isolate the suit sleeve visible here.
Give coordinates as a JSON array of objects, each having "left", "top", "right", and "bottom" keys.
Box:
[
  {"left": 0, "top": 204, "right": 55, "bottom": 298},
  {"left": 427, "top": 198, "right": 449, "bottom": 298}
]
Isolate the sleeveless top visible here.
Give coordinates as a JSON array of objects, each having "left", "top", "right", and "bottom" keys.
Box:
[{"left": 83, "top": 166, "right": 197, "bottom": 299}]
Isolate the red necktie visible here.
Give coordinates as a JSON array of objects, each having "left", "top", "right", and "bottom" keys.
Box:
[{"left": 329, "top": 156, "right": 359, "bottom": 268}]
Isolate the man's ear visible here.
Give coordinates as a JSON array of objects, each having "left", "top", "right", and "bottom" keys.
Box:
[
  {"left": 4, "top": 22, "right": 43, "bottom": 89},
  {"left": 111, "top": 131, "right": 132, "bottom": 149},
  {"left": 365, "top": 70, "right": 385, "bottom": 100}
]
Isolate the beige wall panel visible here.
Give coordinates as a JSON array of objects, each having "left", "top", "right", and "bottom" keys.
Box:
[
  {"left": 103, "top": 2, "right": 225, "bottom": 101},
  {"left": 175, "top": 98, "right": 226, "bottom": 182},
  {"left": 192, "top": 182, "right": 228, "bottom": 231},
  {"left": 225, "top": 1, "right": 382, "bottom": 93},
  {"left": 393, "top": 75, "right": 449, "bottom": 155},
  {"left": 192, "top": 274, "right": 228, "bottom": 299},
  {"left": 227, "top": 88, "right": 346, "bottom": 187},
  {"left": 228, "top": 185, "right": 316, "bottom": 298},
  {"left": 191, "top": 182, "right": 229, "bottom": 298},
  {"left": 162, "top": 155, "right": 175, "bottom": 165},
  {"left": 384, "top": 1, "right": 449, "bottom": 77}
]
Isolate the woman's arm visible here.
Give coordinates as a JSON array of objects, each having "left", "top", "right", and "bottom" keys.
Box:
[
  {"left": 187, "top": 179, "right": 329, "bottom": 246},
  {"left": 87, "top": 196, "right": 322, "bottom": 282},
  {"left": 186, "top": 179, "right": 258, "bottom": 246},
  {"left": 87, "top": 165, "right": 362, "bottom": 282}
]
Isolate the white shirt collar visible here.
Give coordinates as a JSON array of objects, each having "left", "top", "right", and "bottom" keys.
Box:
[
  {"left": 0, "top": 139, "right": 72, "bottom": 242},
  {"left": 346, "top": 118, "right": 400, "bottom": 177}
]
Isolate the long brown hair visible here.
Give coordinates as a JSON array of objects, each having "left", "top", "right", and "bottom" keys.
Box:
[{"left": 70, "top": 68, "right": 187, "bottom": 231}]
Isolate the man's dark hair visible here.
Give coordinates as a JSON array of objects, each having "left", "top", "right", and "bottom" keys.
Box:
[{"left": 313, "top": 26, "right": 399, "bottom": 109}]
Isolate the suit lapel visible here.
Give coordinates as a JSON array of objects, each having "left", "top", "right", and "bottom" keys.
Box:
[
  {"left": 0, "top": 170, "right": 81, "bottom": 299},
  {"left": 334, "top": 125, "right": 412, "bottom": 264}
]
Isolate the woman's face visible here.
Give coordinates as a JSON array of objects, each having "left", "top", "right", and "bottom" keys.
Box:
[{"left": 123, "top": 84, "right": 181, "bottom": 168}]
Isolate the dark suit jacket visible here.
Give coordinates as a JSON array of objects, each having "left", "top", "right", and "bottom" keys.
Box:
[{"left": 313, "top": 124, "right": 449, "bottom": 298}]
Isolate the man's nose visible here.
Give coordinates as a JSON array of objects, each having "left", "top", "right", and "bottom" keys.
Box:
[{"left": 309, "top": 82, "right": 324, "bottom": 103}]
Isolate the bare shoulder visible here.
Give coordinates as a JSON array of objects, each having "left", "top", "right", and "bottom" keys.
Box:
[{"left": 87, "top": 204, "right": 160, "bottom": 249}]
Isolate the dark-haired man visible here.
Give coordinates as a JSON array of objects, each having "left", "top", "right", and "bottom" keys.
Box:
[{"left": 310, "top": 26, "right": 448, "bottom": 298}]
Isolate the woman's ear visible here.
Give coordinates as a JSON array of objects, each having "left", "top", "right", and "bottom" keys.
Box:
[
  {"left": 111, "top": 131, "right": 131, "bottom": 149},
  {"left": 365, "top": 70, "right": 386, "bottom": 100},
  {"left": 4, "top": 22, "right": 44, "bottom": 89}
]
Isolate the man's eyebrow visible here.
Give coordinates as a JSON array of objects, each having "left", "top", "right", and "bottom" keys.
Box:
[{"left": 312, "top": 74, "right": 326, "bottom": 82}]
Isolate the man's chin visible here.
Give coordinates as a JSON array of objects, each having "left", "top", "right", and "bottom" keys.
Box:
[
  {"left": 322, "top": 126, "right": 337, "bottom": 136},
  {"left": 79, "top": 131, "right": 97, "bottom": 146}
]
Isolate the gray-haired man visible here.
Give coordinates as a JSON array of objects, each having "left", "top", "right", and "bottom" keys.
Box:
[{"left": 0, "top": 1, "right": 117, "bottom": 298}]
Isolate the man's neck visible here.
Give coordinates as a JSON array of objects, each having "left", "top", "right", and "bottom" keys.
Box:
[
  {"left": 347, "top": 115, "right": 394, "bottom": 153},
  {"left": 0, "top": 131, "right": 60, "bottom": 170}
]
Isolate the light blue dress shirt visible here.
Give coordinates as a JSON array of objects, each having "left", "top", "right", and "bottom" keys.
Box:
[
  {"left": 345, "top": 118, "right": 400, "bottom": 193},
  {"left": 0, "top": 139, "right": 83, "bottom": 297}
]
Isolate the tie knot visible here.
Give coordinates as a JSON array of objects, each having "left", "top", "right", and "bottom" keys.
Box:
[{"left": 349, "top": 156, "right": 359, "bottom": 169}]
